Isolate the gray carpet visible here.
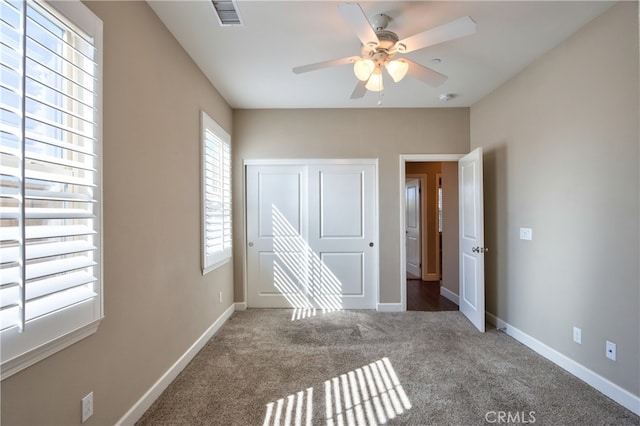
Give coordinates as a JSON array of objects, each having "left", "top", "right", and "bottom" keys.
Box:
[{"left": 137, "top": 309, "right": 639, "bottom": 425}]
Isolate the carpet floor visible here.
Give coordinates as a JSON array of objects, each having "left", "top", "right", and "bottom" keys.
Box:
[{"left": 137, "top": 309, "right": 639, "bottom": 425}]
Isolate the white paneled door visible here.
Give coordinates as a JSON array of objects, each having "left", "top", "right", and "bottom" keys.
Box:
[
  {"left": 405, "top": 178, "right": 421, "bottom": 278},
  {"left": 246, "top": 161, "right": 378, "bottom": 309},
  {"left": 458, "top": 148, "right": 486, "bottom": 332}
]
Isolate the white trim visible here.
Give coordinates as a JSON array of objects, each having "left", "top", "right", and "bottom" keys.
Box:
[
  {"left": 399, "top": 154, "right": 464, "bottom": 311},
  {"left": 376, "top": 303, "right": 403, "bottom": 312},
  {"left": 486, "top": 312, "right": 640, "bottom": 416},
  {"left": 243, "top": 158, "right": 377, "bottom": 166},
  {"left": 202, "top": 257, "right": 231, "bottom": 276},
  {"left": 440, "top": 286, "right": 459, "bottom": 305},
  {"left": 234, "top": 302, "right": 247, "bottom": 311},
  {"left": 1, "top": 318, "right": 101, "bottom": 380},
  {"left": 116, "top": 304, "right": 236, "bottom": 426}
]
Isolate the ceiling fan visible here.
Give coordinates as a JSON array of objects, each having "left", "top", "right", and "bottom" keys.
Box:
[{"left": 293, "top": 3, "right": 477, "bottom": 99}]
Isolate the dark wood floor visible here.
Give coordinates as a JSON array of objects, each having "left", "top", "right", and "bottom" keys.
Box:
[{"left": 407, "top": 279, "right": 459, "bottom": 312}]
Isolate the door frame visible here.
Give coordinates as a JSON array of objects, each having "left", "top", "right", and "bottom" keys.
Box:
[
  {"left": 399, "top": 154, "right": 464, "bottom": 311},
  {"left": 243, "top": 158, "right": 380, "bottom": 309}
]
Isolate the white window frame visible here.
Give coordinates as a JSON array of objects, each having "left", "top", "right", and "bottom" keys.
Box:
[
  {"left": 201, "top": 111, "right": 232, "bottom": 274},
  {"left": 0, "top": 0, "right": 103, "bottom": 379}
]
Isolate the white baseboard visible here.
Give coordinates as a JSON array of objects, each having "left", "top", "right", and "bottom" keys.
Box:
[
  {"left": 440, "top": 287, "right": 459, "bottom": 305},
  {"left": 485, "top": 312, "right": 640, "bottom": 416},
  {"left": 116, "top": 303, "right": 236, "bottom": 425},
  {"left": 234, "top": 302, "right": 247, "bottom": 311},
  {"left": 377, "top": 303, "right": 403, "bottom": 312}
]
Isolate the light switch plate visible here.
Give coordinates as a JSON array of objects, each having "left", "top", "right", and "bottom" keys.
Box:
[{"left": 520, "top": 227, "right": 533, "bottom": 240}]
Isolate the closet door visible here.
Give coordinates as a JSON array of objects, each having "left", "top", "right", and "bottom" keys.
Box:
[
  {"left": 246, "top": 161, "right": 378, "bottom": 309},
  {"left": 307, "top": 163, "right": 377, "bottom": 309},
  {"left": 246, "top": 165, "right": 308, "bottom": 308}
]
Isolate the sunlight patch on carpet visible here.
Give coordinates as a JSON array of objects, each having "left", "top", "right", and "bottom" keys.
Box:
[{"left": 262, "top": 357, "right": 411, "bottom": 425}]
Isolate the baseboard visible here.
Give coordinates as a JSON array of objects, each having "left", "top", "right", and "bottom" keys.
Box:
[
  {"left": 234, "top": 302, "right": 247, "bottom": 311},
  {"left": 485, "top": 312, "right": 640, "bottom": 416},
  {"left": 116, "top": 303, "right": 236, "bottom": 425},
  {"left": 377, "top": 303, "right": 403, "bottom": 312},
  {"left": 440, "top": 286, "right": 459, "bottom": 305}
]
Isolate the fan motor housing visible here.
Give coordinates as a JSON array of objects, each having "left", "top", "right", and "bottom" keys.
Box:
[
  {"left": 375, "top": 30, "right": 399, "bottom": 48},
  {"left": 364, "top": 30, "right": 400, "bottom": 64}
]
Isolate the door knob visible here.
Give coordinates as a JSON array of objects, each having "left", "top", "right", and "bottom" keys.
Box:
[
  {"left": 472, "top": 246, "right": 488, "bottom": 253},
  {"left": 369, "top": 242, "right": 374, "bottom": 247},
  {"left": 248, "top": 242, "right": 254, "bottom": 247}
]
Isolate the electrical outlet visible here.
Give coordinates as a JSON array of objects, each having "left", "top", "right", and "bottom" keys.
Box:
[
  {"left": 219, "top": 291, "right": 222, "bottom": 303},
  {"left": 606, "top": 341, "right": 616, "bottom": 361},
  {"left": 573, "top": 327, "right": 581, "bottom": 344},
  {"left": 82, "top": 392, "right": 93, "bottom": 423}
]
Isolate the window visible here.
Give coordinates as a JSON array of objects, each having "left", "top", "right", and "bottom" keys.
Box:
[
  {"left": 201, "top": 111, "right": 231, "bottom": 273},
  {"left": 0, "top": 0, "right": 102, "bottom": 378}
]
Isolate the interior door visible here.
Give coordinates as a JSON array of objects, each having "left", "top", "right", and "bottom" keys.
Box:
[
  {"left": 246, "top": 161, "right": 378, "bottom": 310},
  {"left": 405, "top": 178, "right": 421, "bottom": 278},
  {"left": 459, "top": 148, "right": 486, "bottom": 332}
]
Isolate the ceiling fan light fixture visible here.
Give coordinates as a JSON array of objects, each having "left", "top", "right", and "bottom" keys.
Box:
[
  {"left": 365, "top": 67, "right": 384, "bottom": 92},
  {"left": 385, "top": 59, "right": 409, "bottom": 83},
  {"left": 353, "top": 59, "right": 375, "bottom": 81}
]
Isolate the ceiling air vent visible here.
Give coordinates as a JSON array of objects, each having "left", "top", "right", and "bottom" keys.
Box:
[{"left": 211, "top": 0, "right": 243, "bottom": 26}]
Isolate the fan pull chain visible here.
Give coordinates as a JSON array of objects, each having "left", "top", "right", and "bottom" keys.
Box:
[{"left": 377, "top": 90, "right": 384, "bottom": 107}]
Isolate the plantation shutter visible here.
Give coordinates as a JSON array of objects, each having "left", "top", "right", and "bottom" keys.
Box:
[
  {"left": 0, "top": 0, "right": 101, "bottom": 341},
  {"left": 201, "top": 111, "right": 231, "bottom": 273}
]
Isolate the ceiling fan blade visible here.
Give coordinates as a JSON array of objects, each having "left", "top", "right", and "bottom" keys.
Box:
[
  {"left": 398, "top": 16, "right": 476, "bottom": 53},
  {"left": 350, "top": 80, "right": 367, "bottom": 99},
  {"left": 338, "top": 3, "right": 379, "bottom": 48},
  {"left": 405, "top": 59, "right": 448, "bottom": 87},
  {"left": 293, "top": 56, "right": 357, "bottom": 74}
]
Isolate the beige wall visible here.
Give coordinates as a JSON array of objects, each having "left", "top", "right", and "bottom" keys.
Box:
[
  {"left": 1, "top": 2, "right": 234, "bottom": 425},
  {"left": 471, "top": 1, "right": 639, "bottom": 396},
  {"left": 232, "top": 109, "right": 470, "bottom": 304}
]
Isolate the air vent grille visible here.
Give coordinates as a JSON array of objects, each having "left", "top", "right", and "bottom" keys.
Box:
[{"left": 211, "top": 0, "right": 242, "bottom": 26}]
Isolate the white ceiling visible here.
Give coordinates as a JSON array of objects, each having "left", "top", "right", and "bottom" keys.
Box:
[{"left": 147, "top": 1, "right": 613, "bottom": 109}]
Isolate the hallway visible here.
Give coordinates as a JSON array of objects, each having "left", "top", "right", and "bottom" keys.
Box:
[{"left": 406, "top": 278, "right": 459, "bottom": 311}]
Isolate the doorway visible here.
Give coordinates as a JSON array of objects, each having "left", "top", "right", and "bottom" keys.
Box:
[
  {"left": 404, "top": 160, "right": 459, "bottom": 311},
  {"left": 399, "top": 151, "right": 486, "bottom": 332},
  {"left": 400, "top": 154, "right": 463, "bottom": 312}
]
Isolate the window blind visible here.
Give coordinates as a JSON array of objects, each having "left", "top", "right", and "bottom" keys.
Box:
[
  {"left": 0, "top": 0, "right": 102, "bottom": 370},
  {"left": 201, "top": 111, "right": 231, "bottom": 273}
]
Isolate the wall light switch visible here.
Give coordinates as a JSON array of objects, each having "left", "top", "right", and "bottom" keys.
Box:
[{"left": 519, "top": 228, "right": 533, "bottom": 240}]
